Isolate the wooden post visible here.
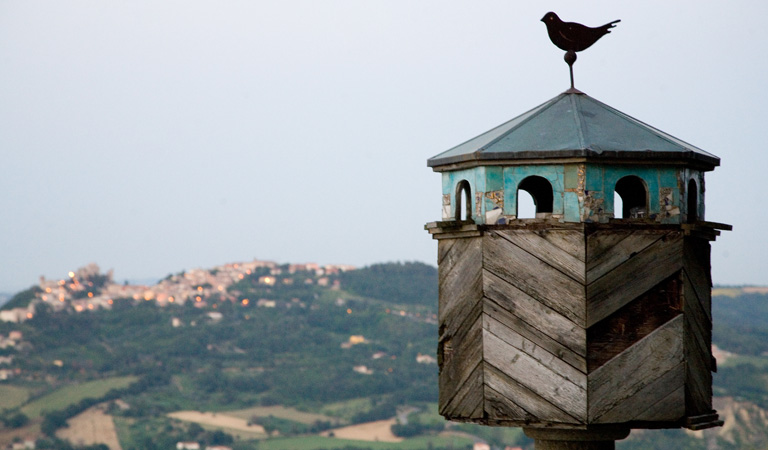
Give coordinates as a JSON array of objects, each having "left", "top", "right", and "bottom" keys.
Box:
[{"left": 524, "top": 427, "right": 630, "bottom": 450}]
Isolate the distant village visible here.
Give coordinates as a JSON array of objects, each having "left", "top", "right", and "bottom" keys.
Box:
[{"left": 0, "top": 260, "right": 356, "bottom": 324}]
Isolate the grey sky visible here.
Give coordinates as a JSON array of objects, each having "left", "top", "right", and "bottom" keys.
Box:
[{"left": 1, "top": 1, "right": 765, "bottom": 292}]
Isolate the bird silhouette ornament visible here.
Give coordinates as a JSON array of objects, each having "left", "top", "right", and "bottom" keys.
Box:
[{"left": 541, "top": 12, "right": 620, "bottom": 92}]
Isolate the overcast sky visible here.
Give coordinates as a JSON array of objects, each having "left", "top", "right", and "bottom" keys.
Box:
[{"left": 1, "top": 1, "right": 765, "bottom": 292}]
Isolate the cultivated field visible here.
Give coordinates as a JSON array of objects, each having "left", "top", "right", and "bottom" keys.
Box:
[
  {"left": 21, "top": 376, "right": 137, "bottom": 418},
  {"left": 320, "top": 418, "right": 401, "bottom": 442},
  {"left": 227, "top": 405, "right": 338, "bottom": 425},
  {"left": 56, "top": 406, "right": 122, "bottom": 450},
  {"left": 168, "top": 410, "right": 267, "bottom": 437},
  {"left": 0, "top": 384, "right": 29, "bottom": 410}
]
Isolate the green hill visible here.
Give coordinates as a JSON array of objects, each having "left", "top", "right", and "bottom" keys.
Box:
[{"left": 0, "top": 264, "right": 767, "bottom": 450}]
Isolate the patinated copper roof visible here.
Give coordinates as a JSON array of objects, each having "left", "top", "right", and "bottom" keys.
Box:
[{"left": 428, "top": 92, "right": 720, "bottom": 169}]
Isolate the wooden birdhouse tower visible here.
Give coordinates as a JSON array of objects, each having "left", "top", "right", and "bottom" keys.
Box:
[{"left": 425, "top": 91, "right": 731, "bottom": 442}]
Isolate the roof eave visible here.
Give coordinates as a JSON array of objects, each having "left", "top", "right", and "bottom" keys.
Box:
[{"left": 427, "top": 149, "right": 720, "bottom": 171}]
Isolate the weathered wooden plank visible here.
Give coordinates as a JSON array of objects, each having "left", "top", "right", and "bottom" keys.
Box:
[
  {"left": 469, "top": 399, "right": 484, "bottom": 420},
  {"left": 541, "top": 228, "right": 587, "bottom": 263},
  {"left": 685, "top": 347, "right": 712, "bottom": 415},
  {"left": 484, "top": 327, "right": 587, "bottom": 420},
  {"left": 587, "top": 233, "right": 684, "bottom": 327},
  {"left": 439, "top": 238, "right": 483, "bottom": 338},
  {"left": 588, "top": 315, "right": 684, "bottom": 421},
  {"left": 484, "top": 313, "right": 587, "bottom": 388},
  {"left": 495, "top": 229, "right": 586, "bottom": 284},
  {"left": 587, "top": 275, "right": 681, "bottom": 371},
  {"left": 594, "top": 361, "right": 685, "bottom": 423},
  {"left": 485, "top": 363, "right": 582, "bottom": 424},
  {"left": 438, "top": 237, "right": 474, "bottom": 284},
  {"left": 587, "top": 230, "right": 670, "bottom": 282},
  {"left": 483, "top": 297, "right": 587, "bottom": 373},
  {"left": 441, "top": 361, "right": 484, "bottom": 419},
  {"left": 586, "top": 230, "right": 632, "bottom": 270},
  {"left": 683, "top": 236, "right": 713, "bottom": 322},
  {"left": 684, "top": 318, "right": 712, "bottom": 416},
  {"left": 439, "top": 313, "right": 483, "bottom": 412},
  {"left": 683, "top": 275, "right": 712, "bottom": 371},
  {"left": 438, "top": 237, "right": 481, "bottom": 295},
  {"left": 633, "top": 385, "right": 686, "bottom": 422},
  {"left": 484, "top": 230, "right": 586, "bottom": 326},
  {"left": 484, "top": 269, "right": 586, "bottom": 356},
  {"left": 437, "top": 238, "right": 458, "bottom": 266},
  {"left": 486, "top": 385, "right": 533, "bottom": 422}
]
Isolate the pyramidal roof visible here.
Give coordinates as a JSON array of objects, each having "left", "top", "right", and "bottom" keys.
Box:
[{"left": 428, "top": 91, "right": 720, "bottom": 169}]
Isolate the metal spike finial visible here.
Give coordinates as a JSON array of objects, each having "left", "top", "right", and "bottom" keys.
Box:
[{"left": 541, "top": 12, "right": 620, "bottom": 91}]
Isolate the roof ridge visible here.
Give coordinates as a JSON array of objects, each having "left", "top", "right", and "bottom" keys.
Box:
[{"left": 570, "top": 94, "right": 588, "bottom": 151}]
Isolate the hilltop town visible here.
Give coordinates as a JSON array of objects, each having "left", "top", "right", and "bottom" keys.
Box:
[{"left": 0, "top": 261, "right": 356, "bottom": 324}]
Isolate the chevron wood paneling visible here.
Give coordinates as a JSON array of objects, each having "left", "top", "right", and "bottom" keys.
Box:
[
  {"left": 435, "top": 225, "right": 717, "bottom": 429},
  {"left": 438, "top": 238, "right": 483, "bottom": 339},
  {"left": 586, "top": 230, "right": 669, "bottom": 281},
  {"left": 483, "top": 312, "right": 587, "bottom": 395},
  {"left": 598, "top": 361, "right": 686, "bottom": 423},
  {"left": 588, "top": 316, "right": 685, "bottom": 422},
  {"left": 438, "top": 309, "right": 483, "bottom": 418},
  {"left": 634, "top": 385, "right": 686, "bottom": 422},
  {"left": 438, "top": 237, "right": 484, "bottom": 420},
  {"left": 682, "top": 238, "right": 714, "bottom": 416},
  {"left": 494, "top": 229, "right": 586, "bottom": 284},
  {"left": 440, "top": 360, "right": 484, "bottom": 419},
  {"left": 484, "top": 229, "right": 585, "bottom": 326},
  {"left": 483, "top": 271, "right": 586, "bottom": 366},
  {"left": 586, "top": 232, "right": 684, "bottom": 327}
]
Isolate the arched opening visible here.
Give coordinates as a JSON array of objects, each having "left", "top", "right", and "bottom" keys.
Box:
[
  {"left": 687, "top": 178, "right": 698, "bottom": 223},
  {"left": 614, "top": 176, "right": 648, "bottom": 219},
  {"left": 517, "top": 176, "right": 553, "bottom": 218},
  {"left": 455, "top": 180, "right": 472, "bottom": 221}
]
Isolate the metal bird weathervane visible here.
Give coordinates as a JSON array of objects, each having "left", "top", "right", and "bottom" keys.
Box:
[{"left": 541, "top": 12, "right": 620, "bottom": 91}]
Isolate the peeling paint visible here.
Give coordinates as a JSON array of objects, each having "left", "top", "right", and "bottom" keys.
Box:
[
  {"left": 582, "top": 193, "right": 605, "bottom": 223},
  {"left": 440, "top": 162, "right": 698, "bottom": 225},
  {"left": 485, "top": 190, "right": 504, "bottom": 208},
  {"left": 659, "top": 187, "right": 679, "bottom": 220}
]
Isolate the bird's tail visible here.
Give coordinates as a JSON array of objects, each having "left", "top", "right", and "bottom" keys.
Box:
[{"left": 601, "top": 19, "right": 621, "bottom": 33}]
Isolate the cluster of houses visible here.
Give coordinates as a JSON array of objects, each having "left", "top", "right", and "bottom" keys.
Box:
[{"left": 1, "top": 260, "right": 356, "bottom": 323}]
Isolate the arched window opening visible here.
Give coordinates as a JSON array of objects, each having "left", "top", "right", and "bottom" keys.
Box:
[
  {"left": 687, "top": 178, "right": 698, "bottom": 223},
  {"left": 614, "top": 176, "right": 648, "bottom": 219},
  {"left": 517, "top": 176, "right": 553, "bottom": 218},
  {"left": 455, "top": 180, "right": 472, "bottom": 221}
]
